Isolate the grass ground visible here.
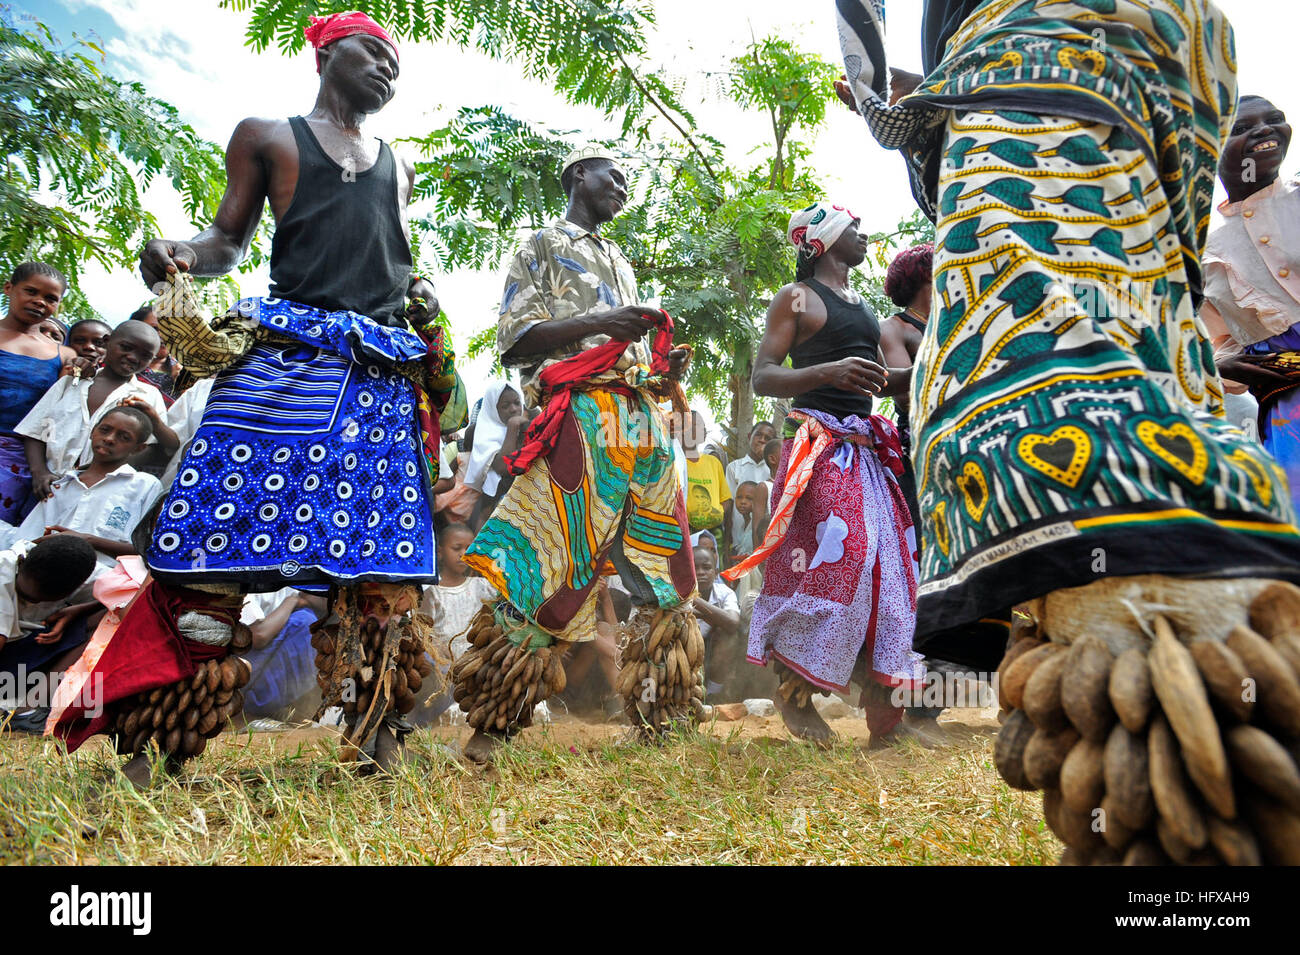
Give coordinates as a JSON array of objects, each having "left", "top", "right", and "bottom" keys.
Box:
[{"left": 0, "top": 708, "right": 1060, "bottom": 865}]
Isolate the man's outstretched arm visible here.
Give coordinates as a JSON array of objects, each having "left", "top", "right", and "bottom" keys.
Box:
[{"left": 139, "top": 118, "right": 272, "bottom": 288}]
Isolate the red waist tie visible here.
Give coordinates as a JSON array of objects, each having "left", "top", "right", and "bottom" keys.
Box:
[{"left": 505, "top": 310, "right": 681, "bottom": 475}]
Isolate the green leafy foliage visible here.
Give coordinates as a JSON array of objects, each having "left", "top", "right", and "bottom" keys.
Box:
[
  {"left": 402, "top": 106, "right": 575, "bottom": 271},
  {"left": 0, "top": 17, "right": 235, "bottom": 320},
  {"left": 222, "top": 0, "right": 656, "bottom": 118}
]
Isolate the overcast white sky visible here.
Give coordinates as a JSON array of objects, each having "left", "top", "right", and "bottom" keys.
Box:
[{"left": 19, "top": 0, "right": 1300, "bottom": 399}]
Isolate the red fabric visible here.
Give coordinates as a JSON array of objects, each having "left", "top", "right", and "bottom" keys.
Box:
[
  {"left": 304, "top": 11, "right": 399, "bottom": 71},
  {"left": 724, "top": 411, "right": 905, "bottom": 582},
  {"left": 504, "top": 310, "right": 677, "bottom": 476},
  {"left": 51, "top": 582, "right": 230, "bottom": 752}
]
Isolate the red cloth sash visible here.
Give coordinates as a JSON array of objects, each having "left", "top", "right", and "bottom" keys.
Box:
[
  {"left": 505, "top": 310, "right": 677, "bottom": 475},
  {"left": 51, "top": 582, "right": 232, "bottom": 752}
]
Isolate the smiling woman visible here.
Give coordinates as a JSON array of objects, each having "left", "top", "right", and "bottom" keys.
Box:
[{"left": 0, "top": 262, "right": 71, "bottom": 523}]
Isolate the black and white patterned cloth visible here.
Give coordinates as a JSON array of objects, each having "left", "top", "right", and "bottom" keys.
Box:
[{"left": 835, "top": 0, "right": 943, "bottom": 150}]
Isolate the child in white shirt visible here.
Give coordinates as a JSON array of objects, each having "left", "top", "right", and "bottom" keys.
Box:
[
  {"left": 1, "top": 407, "right": 161, "bottom": 570},
  {"left": 0, "top": 536, "right": 96, "bottom": 651},
  {"left": 423, "top": 523, "right": 496, "bottom": 661},
  {"left": 0, "top": 533, "right": 101, "bottom": 730},
  {"left": 17, "top": 321, "right": 173, "bottom": 498},
  {"left": 693, "top": 544, "right": 741, "bottom": 700}
]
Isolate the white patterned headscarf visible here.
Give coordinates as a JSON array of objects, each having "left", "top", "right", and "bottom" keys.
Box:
[
  {"left": 787, "top": 202, "right": 858, "bottom": 257},
  {"left": 463, "top": 380, "right": 514, "bottom": 497}
]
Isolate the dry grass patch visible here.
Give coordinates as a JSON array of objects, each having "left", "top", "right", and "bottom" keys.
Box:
[{"left": 0, "top": 715, "right": 1059, "bottom": 865}]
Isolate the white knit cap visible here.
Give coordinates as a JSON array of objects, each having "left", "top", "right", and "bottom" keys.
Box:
[{"left": 561, "top": 144, "right": 621, "bottom": 175}]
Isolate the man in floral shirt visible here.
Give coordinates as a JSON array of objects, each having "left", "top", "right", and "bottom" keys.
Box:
[{"left": 459, "top": 147, "right": 697, "bottom": 762}]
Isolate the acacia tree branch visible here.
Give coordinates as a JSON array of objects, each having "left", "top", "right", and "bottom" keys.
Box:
[{"left": 614, "top": 49, "right": 719, "bottom": 182}]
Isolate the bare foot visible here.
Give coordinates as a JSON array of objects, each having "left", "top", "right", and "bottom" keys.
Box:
[
  {"left": 463, "top": 728, "right": 506, "bottom": 764},
  {"left": 774, "top": 693, "right": 836, "bottom": 745},
  {"left": 373, "top": 725, "right": 405, "bottom": 774},
  {"left": 121, "top": 754, "right": 153, "bottom": 790}
]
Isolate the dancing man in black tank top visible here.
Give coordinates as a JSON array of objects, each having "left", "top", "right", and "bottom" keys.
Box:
[
  {"left": 723, "top": 202, "right": 927, "bottom": 747},
  {"left": 51, "top": 13, "right": 465, "bottom": 785}
]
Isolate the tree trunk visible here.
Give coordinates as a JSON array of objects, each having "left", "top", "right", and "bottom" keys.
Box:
[{"left": 730, "top": 342, "right": 755, "bottom": 460}]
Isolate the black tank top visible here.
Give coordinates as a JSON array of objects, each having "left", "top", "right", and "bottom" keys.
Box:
[
  {"left": 895, "top": 310, "right": 927, "bottom": 333},
  {"left": 790, "top": 278, "right": 881, "bottom": 420},
  {"left": 269, "top": 116, "right": 411, "bottom": 324}
]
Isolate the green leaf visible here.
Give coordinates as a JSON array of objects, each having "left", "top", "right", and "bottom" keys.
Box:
[
  {"left": 986, "top": 138, "right": 1038, "bottom": 168},
  {"left": 943, "top": 216, "right": 982, "bottom": 254},
  {"left": 0, "top": 18, "right": 237, "bottom": 322},
  {"left": 1008, "top": 222, "right": 1059, "bottom": 254},
  {"left": 1061, "top": 185, "right": 1112, "bottom": 217},
  {"left": 946, "top": 136, "right": 977, "bottom": 168},
  {"left": 938, "top": 182, "right": 964, "bottom": 217},
  {"left": 996, "top": 330, "right": 1060, "bottom": 362},
  {"left": 999, "top": 272, "right": 1054, "bottom": 318},
  {"left": 1056, "top": 135, "right": 1110, "bottom": 167},
  {"left": 934, "top": 297, "right": 967, "bottom": 342},
  {"left": 994, "top": 109, "right": 1041, "bottom": 125},
  {"left": 1089, "top": 227, "right": 1128, "bottom": 262},
  {"left": 983, "top": 177, "right": 1036, "bottom": 211},
  {"left": 941, "top": 333, "right": 984, "bottom": 381},
  {"left": 1150, "top": 10, "right": 1186, "bottom": 51}
]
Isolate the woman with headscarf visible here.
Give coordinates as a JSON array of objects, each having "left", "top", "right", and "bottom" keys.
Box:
[{"left": 463, "top": 380, "right": 527, "bottom": 528}]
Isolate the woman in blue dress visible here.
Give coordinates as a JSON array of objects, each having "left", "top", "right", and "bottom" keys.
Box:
[{"left": 0, "top": 263, "right": 76, "bottom": 523}]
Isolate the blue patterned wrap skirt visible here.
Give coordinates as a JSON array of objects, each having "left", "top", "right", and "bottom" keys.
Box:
[{"left": 147, "top": 297, "right": 439, "bottom": 590}]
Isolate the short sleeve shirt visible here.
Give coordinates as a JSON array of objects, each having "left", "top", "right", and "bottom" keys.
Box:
[
  {"left": 1203, "top": 177, "right": 1300, "bottom": 346},
  {"left": 15, "top": 374, "right": 167, "bottom": 474},
  {"left": 686, "top": 453, "right": 730, "bottom": 532},
  {"left": 497, "top": 218, "right": 651, "bottom": 406}
]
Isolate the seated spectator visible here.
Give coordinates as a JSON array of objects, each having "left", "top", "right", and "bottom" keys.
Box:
[
  {"left": 16, "top": 321, "right": 173, "bottom": 500},
  {"left": 692, "top": 544, "right": 740, "bottom": 701},
  {"left": 0, "top": 534, "right": 99, "bottom": 731},
  {"left": 464, "top": 382, "right": 528, "bottom": 529},
  {"left": 1, "top": 407, "right": 162, "bottom": 570},
  {"left": 691, "top": 528, "right": 719, "bottom": 562},
  {"left": 63, "top": 319, "right": 110, "bottom": 369},
  {"left": 239, "top": 588, "right": 328, "bottom": 722}
]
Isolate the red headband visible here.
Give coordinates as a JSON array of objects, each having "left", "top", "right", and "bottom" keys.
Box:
[{"left": 305, "top": 11, "right": 399, "bottom": 73}]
